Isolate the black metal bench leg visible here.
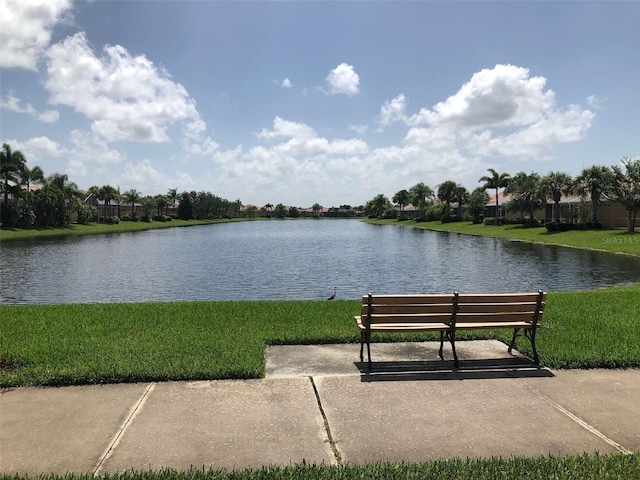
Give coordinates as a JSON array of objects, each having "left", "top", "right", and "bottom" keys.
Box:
[
  {"left": 508, "top": 328, "right": 520, "bottom": 354},
  {"left": 438, "top": 330, "right": 445, "bottom": 360},
  {"left": 440, "top": 331, "right": 459, "bottom": 368},
  {"left": 525, "top": 328, "right": 540, "bottom": 365},
  {"left": 360, "top": 332, "right": 364, "bottom": 362},
  {"left": 446, "top": 330, "right": 458, "bottom": 368}
]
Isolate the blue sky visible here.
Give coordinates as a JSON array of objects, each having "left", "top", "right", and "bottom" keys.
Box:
[{"left": 1, "top": 1, "right": 638, "bottom": 208}]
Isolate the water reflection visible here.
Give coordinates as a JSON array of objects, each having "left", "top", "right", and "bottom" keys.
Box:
[{"left": 1, "top": 220, "right": 639, "bottom": 304}]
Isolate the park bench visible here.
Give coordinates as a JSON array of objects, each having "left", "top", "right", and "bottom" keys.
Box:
[{"left": 355, "top": 291, "right": 546, "bottom": 370}]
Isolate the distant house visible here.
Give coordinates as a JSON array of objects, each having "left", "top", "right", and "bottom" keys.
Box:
[
  {"left": 546, "top": 195, "right": 627, "bottom": 229},
  {"left": 83, "top": 193, "right": 121, "bottom": 218},
  {"left": 484, "top": 193, "right": 628, "bottom": 228},
  {"left": 394, "top": 203, "right": 419, "bottom": 219}
]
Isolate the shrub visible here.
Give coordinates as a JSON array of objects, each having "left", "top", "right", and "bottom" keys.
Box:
[{"left": 483, "top": 217, "right": 505, "bottom": 226}]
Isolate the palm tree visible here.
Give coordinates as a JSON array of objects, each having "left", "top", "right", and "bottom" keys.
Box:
[
  {"left": 89, "top": 184, "right": 120, "bottom": 219},
  {"left": 609, "top": 158, "right": 640, "bottom": 233},
  {"left": 311, "top": 203, "right": 322, "bottom": 218},
  {"left": 540, "top": 171, "right": 573, "bottom": 224},
  {"left": 479, "top": 168, "right": 511, "bottom": 223},
  {"left": 140, "top": 196, "right": 155, "bottom": 221},
  {"left": 467, "top": 188, "right": 490, "bottom": 224},
  {"left": 40, "top": 173, "right": 80, "bottom": 226},
  {"left": 505, "top": 171, "right": 545, "bottom": 225},
  {"left": 20, "top": 165, "right": 45, "bottom": 191},
  {"left": 121, "top": 189, "right": 141, "bottom": 220},
  {"left": 575, "top": 165, "right": 614, "bottom": 226},
  {"left": 392, "top": 189, "right": 410, "bottom": 219},
  {"left": 453, "top": 185, "right": 469, "bottom": 219},
  {"left": 167, "top": 188, "right": 178, "bottom": 215},
  {"left": 437, "top": 180, "right": 458, "bottom": 210},
  {"left": 369, "top": 194, "right": 390, "bottom": 218},
  {"left": 154, "top": 194, "right": 168, "bottom": 217},
  {"left": 1, "top": 143, "right": 27, "bottom": 210},
  {"left": 409, "top": 182, "right": 434, "bottom": 221}
]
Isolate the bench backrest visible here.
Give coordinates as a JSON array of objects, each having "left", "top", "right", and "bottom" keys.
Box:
[
  {"left": 361, "top": 291, "right": 546, "bottom": 329},
  {"left": 361, "top": 293, "right": 457, "bottom": 328},
  {"left": 455, "top": 292, "right": 546, "bottom": 326}
]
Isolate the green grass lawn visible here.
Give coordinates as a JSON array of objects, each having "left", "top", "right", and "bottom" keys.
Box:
[
  {"left": 0, "top": 453, "right": 637, "bottom": 480},
  {"left": 365, "top": 218, "right": 640, "bottom": 256},
  {"left": 0, "top": 217, "right": 247, "bottom": 242},
  {"left": 2, "top": 283, "right": 639, "bottom": 387}
]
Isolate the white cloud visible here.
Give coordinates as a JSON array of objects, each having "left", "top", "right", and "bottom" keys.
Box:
[
  {"left": 20, "top": 136, "right": 65, "bottom": 160},
  {"left": 121, "top": 159, "right": 167, "bottom": 192},
  {"left": 378, "top": 93, "right": 408, "bottom": 130},
  {"left": 586, "top": 94, "right": 606, "bottom": 111},
  {"left": 207, "top": 116, "right": 370, "bottom": 205},
  {"left": 467, "top": 105, "right": 594, "bottom": 157},
  {"left": 37, "top": 110, "right": 60, "bottom": 123},
  {"left": 281, "top": 78, "right": 292, "bottom": 88},
  {"left": 0, "top": 92, "right": 59, "bottom": 123},
  {"left": 349, "top": 124, "right": 368, "bottom": 135},
  {"left": 325, "top": 63, "right": 360, "bottom": 96},
  {"left": 379, "top": 64, "right": 594, "bottom": 160},
  {"left": 0, "top": 0, "right": 73, "bottom": 70},
  {"left": 44, "top": 32, "right": 207, "bottom": 144},
  {"left": 409, "top": 64, "right": 555, "bottom": 129}
]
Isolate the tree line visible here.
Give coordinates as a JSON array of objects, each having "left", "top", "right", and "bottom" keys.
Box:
[
  {"left": 0, "top": 143, "right": 245, "bottom": 228},
  {"left": 363, "top": 159, "right": 640, "bottom": 233},
  {"left": 0, "top": 142, "right": 356, "bottom": 228},
  {"left": 2, "top": 142, "right": 638, "bottom": 232}
]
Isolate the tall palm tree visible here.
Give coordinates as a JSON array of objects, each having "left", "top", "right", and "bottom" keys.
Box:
[
  {"left": 575, "top": 165, "right": 614, "bottom": 226},
  {"left": 409, "top": 182, "right": 434, "bottom": 220},
  {"left": 437, "top": 180, "right": 458, "bottom": 210},
  {"left": 154, "top": 194, "right": 168, "bottom": 217},
  {"left": 505, "top": 171, "right": 544, "bottom": 225},
  {"left": 479, "top": 168, "right": 511, "bottom": 223},
  {"left": 121, "top": 189, "right": 141, "bottom": 220},
  {"left": 167, "top": 188, "right": 178, "bottom": 214},
  {"left": 392, "top": 189, "right": 410, "bottom": 219},
  {"left": 369, "top": 194, "right": 389, "bottom": 218},
  {"left": 453, "top": 185, "right": 469, "bottom": 219},
  {"left": 540, "top": 171, "right": 573, "bottom": 223},
  {"left": 1, "top": 143, "right": 27, "bottom": 210},
  {"left": 20, "top": 165, "right": 45, "bottom": 191},
  {"left": 609, "top": 157, "right": 640, "bottom": 233},
  {"left": 42, "top": 173, "right": 80, "bottom": 226}
]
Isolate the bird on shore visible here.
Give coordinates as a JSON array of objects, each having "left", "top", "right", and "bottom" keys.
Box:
[{"left": 327, "top": 287, "right": 337, "bottom": 300}]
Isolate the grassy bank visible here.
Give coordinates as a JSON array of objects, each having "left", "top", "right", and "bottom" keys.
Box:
[
  {"left": 1, "top": 453, "right": 638, "bottom": 480},
  {"left": 0, "top": 218, "right": 247, "bottom": 242},
  {"left": 365, "top": 218, "right": 640, "bottom": 256},
  {"left": 2, "top": 283, "right": 639, "bottom": 387}
]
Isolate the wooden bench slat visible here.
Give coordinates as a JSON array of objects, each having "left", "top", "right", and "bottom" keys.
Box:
[
  {"left": 456, "top": 302, "right": 543, "bottom": 313},
  {"left": 362, "top": 294, "right": 456, "bottom": 304},
  {"left": 454, "top": 321, "right": 536, "bottom": 329},
  {"left": 457, "top": 293, "right": 546, "bottom": 303},
  {"left": 362, "top": 304, "right": 454, "bottom": 315},
  {"left": 455, "top": 312, "right": 539, "bottom": 323}
]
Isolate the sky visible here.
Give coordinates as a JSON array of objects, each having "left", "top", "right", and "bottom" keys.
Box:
[{"left": 1, "top": 1, "right": 639, "bottom": 208}]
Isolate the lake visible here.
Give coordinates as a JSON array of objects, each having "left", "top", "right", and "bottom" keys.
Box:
[{"left": 1, "top": 219, "right": 639, "bottom": 305}]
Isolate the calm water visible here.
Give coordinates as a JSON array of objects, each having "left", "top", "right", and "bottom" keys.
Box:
[{"left": 1, "top": 220, "right": 639, "bottom": 304}]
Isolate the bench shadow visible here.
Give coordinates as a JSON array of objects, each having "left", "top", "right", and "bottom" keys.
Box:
[{"left": 357, "top": 357, "right": 554, "bottom": 382}]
